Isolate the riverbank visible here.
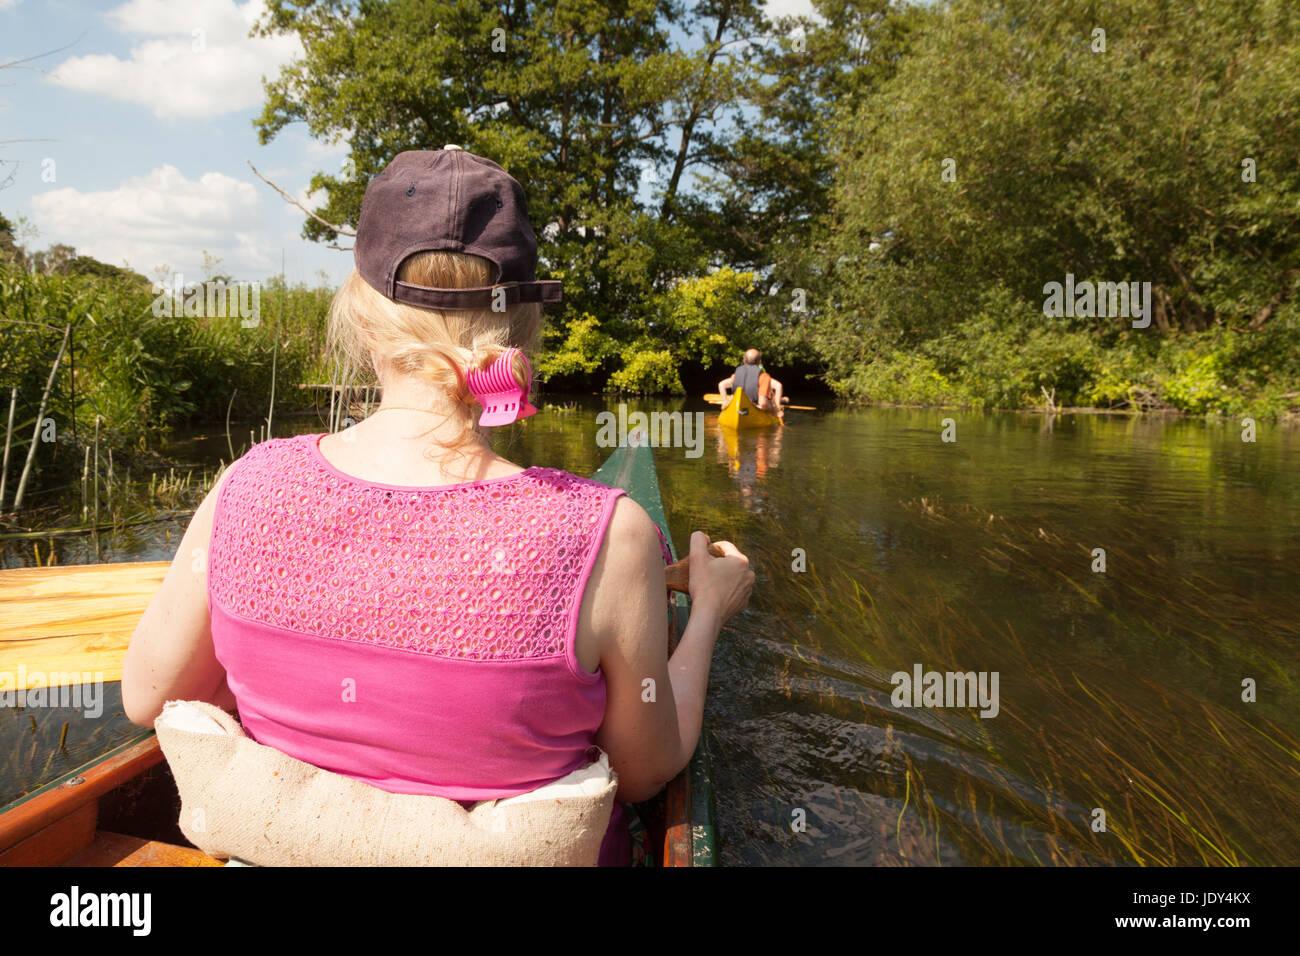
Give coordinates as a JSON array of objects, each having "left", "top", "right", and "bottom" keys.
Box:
[
  {"left": 825, "top": 322, "right": 1300, "bottom": 422},
  {"left": 840, "top": 400, "right": 1300, "bottom": 426}
]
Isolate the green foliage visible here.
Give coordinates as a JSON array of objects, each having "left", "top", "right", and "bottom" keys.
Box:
[
  {"left": 539, "top": 267, "right": 765, "bottom": 393},
  {"left": 607, "top": 346, "right": 682, "bottom": 393},
  {"left": 817, "top": 0, "right": 1300, "bottom": 417},
  {"left": 650, "top": 268, "right": 766, "bottom": 370},
  {"left": 252, "top": 0, "right": 846, "bottom": 386},
  {"left": 536, "top": 312, "right": 616, "bottom": 380},
  {"left": 0, "top": 264, "right": 332, "bottom": 451},
  {"left": 9, "top": 0, "right": 1298, "bottom": 424},
  {"left": 836, "top": 349, "right": 960, "bottom": 406},
  {"left": 1162, "top": 352, "right": 1229, "bottom": 416}
]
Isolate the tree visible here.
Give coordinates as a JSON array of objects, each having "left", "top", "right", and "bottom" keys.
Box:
[
  {"left": 817, "top": 0, "right": 1300, "bottom": 401},
  {"left": 0, "top": 212, "right": 18, "bottom": 263},
  {"left": 252, "top": 0, "right": 799, "bottom": 390}
]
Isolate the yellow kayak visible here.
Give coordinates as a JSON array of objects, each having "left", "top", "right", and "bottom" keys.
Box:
[{"left": 717, "top": 389, "right": 782, "bottom": 430}]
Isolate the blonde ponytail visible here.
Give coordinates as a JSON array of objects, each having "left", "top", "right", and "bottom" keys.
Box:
[{"left": 326, "top": 251, "right": 543, "bottom": 449}]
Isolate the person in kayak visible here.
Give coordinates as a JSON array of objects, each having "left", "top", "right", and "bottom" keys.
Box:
[
  {"left": 718, "top": 348, "right": 785, "bottom": 418},
  {"left": 121, "top": 147, "right": 754, "bottom": 865}
]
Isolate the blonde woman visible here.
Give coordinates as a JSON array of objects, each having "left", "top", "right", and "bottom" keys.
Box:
[{"left": 122, "top": 147, "right": 753, "bottom": 865}]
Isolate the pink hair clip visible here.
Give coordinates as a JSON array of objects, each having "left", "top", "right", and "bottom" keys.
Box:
[{"left": 466, "top": 347, "right": 538, "bottom": 426}]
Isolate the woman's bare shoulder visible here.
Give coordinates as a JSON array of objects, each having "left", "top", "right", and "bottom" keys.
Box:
[
  {"left": 579, "top": 494, "right": 665, "bottom": 643},
  {"left": 603, "top": 494, "right": 664, "bottom": 566}
]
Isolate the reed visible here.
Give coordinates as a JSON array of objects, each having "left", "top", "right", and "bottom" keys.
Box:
[
  {"left": 12, "top": 324, "right": 70, "bottom": 510},
  {"left": 0, "top": 511, "right": 195, "bottom": 540},
  {"left": 92, "top": 416, "right": 100, "bottom": 561},
  {"left": 0, "top": 386, "right": 16, "bottom": 510},
  {"left": 79, "top": 446, "right": 89, "bottom": 522},
  {"left": 0, "top": 689, "right": 145, "bottom": 808}
]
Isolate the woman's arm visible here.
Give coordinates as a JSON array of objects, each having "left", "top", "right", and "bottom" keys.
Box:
[
  {"left": 585, "top": 498, "right": 752, "bottom": 803},
  {"left": 121, "top": 465, "right": 239, "bottom": 727}
]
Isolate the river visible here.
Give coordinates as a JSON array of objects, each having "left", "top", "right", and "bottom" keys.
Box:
[{"left": 4, "top": 398, "right": 1297, "bottom": 865}]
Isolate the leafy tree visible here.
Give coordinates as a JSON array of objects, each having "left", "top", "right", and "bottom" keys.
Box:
[
  {"left": 60, "top": 256, "right": 149, "bottom": 283},
  {"left": 540, "top": 266, "right": 762, "bottom": 391},
  {"left": 818, "top": 0, "right": 1300, "bottom": 410},
  {"left": 691, "top": 0, "right": 922, "bottom": 370},
  {"left": 253, "top": 0, "right": 796, "bottom": 390}
]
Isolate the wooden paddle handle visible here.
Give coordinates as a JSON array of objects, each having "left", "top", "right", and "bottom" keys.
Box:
[{"left": 665, "top": 544, "right": 726, "bottom": 594}]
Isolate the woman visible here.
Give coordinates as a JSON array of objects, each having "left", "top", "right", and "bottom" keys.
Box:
[{"left": 121, "top": 147, "right": 753, "bottom": 865}]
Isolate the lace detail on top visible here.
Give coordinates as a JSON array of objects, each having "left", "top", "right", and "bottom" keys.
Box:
[{"left": 208, "top": 434, "right": 624, "bottom": 661}]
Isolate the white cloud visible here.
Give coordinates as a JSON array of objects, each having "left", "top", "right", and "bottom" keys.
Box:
[
  {"left": 764, "top": 0, "right": 820, "bottom": 22},
  {"left": 29, "top": 163, "right": 276, "bottom": 278},
  {"left": 49, "top": 0, "right": 301, "bottom": 120},
  {"left": 107, "top": 0, "right": 261, "bottom": 39},
  {"left": 303, "top": 135, "right": 349, "bottom": 163},
  {"left": 296, "top": 184, "right": 329, "bottom": 212}
]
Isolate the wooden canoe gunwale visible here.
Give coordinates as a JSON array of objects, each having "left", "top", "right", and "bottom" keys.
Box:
[
  {"left": 0, "top": 438, "right": 715, "bottom": 867},
  {"left": 0, "top": 736, "right": 171, "bottom": 866}
]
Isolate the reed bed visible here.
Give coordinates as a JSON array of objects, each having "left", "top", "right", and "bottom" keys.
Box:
[{"left": 0, "top": 458, "right": 225, "bottom": 565}]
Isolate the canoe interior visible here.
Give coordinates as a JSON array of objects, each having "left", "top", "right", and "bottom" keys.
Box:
[{"left": 0, "top": 438, "right": 714, "bottom": 867}]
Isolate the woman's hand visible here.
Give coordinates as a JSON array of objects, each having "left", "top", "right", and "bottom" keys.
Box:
[{"left": 686, "top": 531, "right": 753, "bottom": 625}]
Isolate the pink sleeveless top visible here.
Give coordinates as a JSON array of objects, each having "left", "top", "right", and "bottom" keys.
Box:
[{"left": 206, "top": 433, "right": 628, "bottom": 805}]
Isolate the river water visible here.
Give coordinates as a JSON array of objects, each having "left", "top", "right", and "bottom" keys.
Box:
[{"left": 5, "top": 398, "right": 1298, "bottom": 865}]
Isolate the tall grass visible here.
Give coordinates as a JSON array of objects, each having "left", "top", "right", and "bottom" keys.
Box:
[{"left": 0, "top": 264, "right": 334, "bottom": 523}]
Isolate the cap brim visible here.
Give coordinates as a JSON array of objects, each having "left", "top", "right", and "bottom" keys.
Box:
[{"left": 390, "top": 280, "right": 561, "bottom": 311}]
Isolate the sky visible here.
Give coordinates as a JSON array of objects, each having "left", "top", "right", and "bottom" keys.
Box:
[{"left": 1, "top": 0, "right": 817, "bottom": 287}]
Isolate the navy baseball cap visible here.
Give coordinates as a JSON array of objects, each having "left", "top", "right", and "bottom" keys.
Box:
[{"left": 354, "top": 146, "right": 561, "bottom": 311}]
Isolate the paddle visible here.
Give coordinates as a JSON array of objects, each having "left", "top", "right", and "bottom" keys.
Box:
[
  {"left": 705, "top": 393, "right": 816, "bottom": 411},
  {"left": 665, "top": 543, "right": 725, "bottom": 594}
]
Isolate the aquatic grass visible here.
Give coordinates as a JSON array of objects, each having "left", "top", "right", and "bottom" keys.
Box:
[
  {"left": 0, "top": 457, "right": 226, "bottom": 564},
  {"left": 0, "top": 692, "right": 148, "bottom": 809},
  {"left": 737, "top": 498, "right": 1300, "bottom": 866}
]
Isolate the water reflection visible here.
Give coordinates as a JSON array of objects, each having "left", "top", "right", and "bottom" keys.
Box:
[
  {"left": 673, "top": 406, "right": 1300, "bottom": 866},
  {"left": 715, "top": 420, "right": 785, "bottom": 513}
]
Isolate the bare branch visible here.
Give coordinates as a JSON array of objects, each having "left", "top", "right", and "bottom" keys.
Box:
[
  {"left": 0, "top": 32, "right": 89, "bottom": 74},
  {"left": 246, "top": 160, "right": 357, "bottom": 237}
]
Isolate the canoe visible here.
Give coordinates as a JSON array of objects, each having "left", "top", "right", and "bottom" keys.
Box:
[
  {"left": 590, "top": 438, "right": 716, "bottom": 866},
  {"left": 0, "top": 437, "right": 715, "bottom": 867},
  {"left": 717, "top": 388, "right": 782, "bottom": 430}
]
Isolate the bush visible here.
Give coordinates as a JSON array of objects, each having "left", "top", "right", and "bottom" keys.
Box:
[
  {"left": 836, "top": 348, "right": 962, "bottom": 406},
  {"left": 0, "top": 264, "right": 332, "bottom": 447}
]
